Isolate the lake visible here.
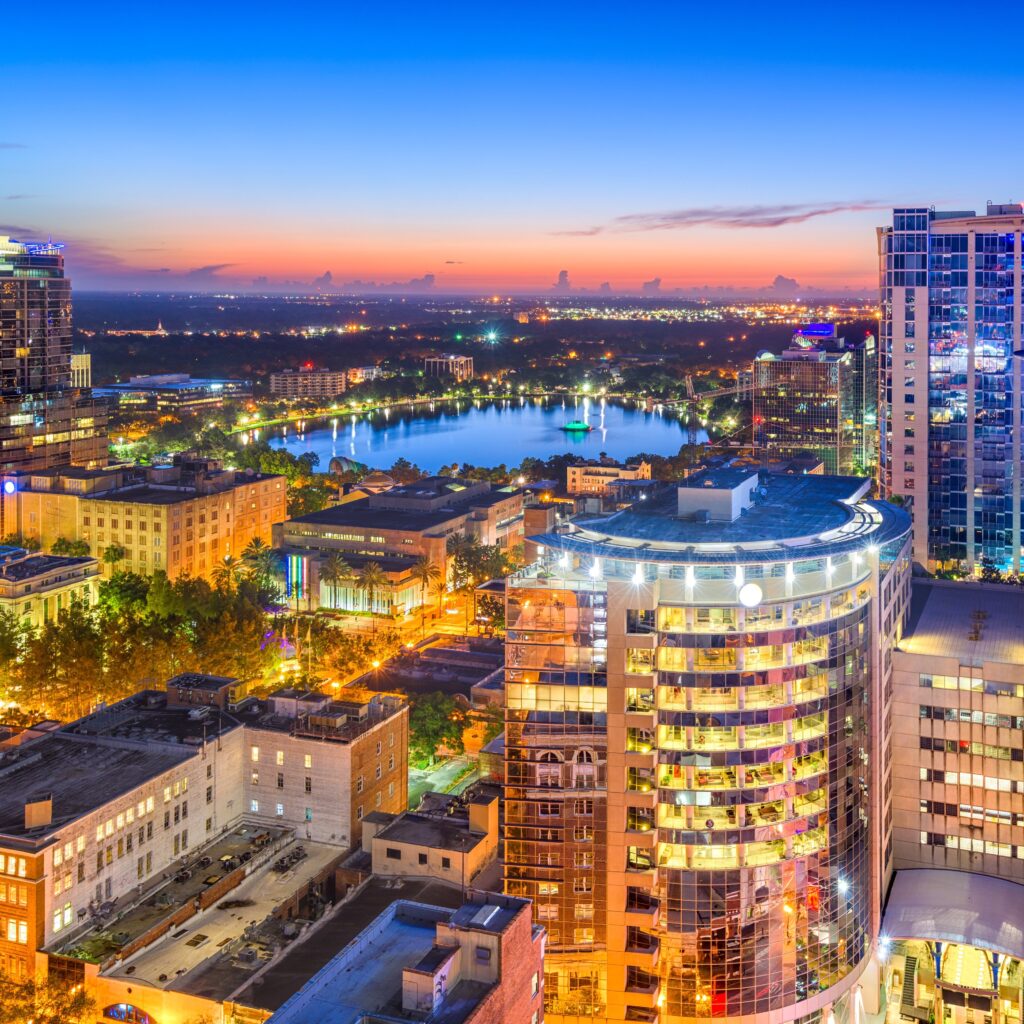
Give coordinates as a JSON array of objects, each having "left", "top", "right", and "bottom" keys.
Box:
[{"left": 262, "top": 396, "right": 707, "bottom": 473}]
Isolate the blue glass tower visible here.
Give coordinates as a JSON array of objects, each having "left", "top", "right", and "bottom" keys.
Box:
[{"left": 878, "top": 204, "right": 1023, "bottom": 573}]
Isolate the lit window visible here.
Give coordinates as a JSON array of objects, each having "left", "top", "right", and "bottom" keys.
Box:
[
  {"left": 276, "top": 751, "right": 284, "bottom": 766},
  {"left": 250, "top": 746, "right": 260, "bottom": 763},
  {"left": 276, "top": 804, "right": 284, "bottom": 817},
  {"left": 250, "top": 799, "right": 259, "bottom": 813}
]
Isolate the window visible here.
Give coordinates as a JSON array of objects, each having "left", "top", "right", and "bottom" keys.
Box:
[
  {"left": 250, "top": 745, "right": 260, "bottom": 763},
  {"left": 277, "top": 773, "right": 285, "bottom": 789},
  {"left": 356, "top": 805, "right": 363, "bottom": 820},
  {"left": 441, "top": 856, "right": 451, "bottom": 870},
  {"left": 206, "top": 786, "right": 213, "bottom": 804},
  {"left": 304, "top": 754, "right": 312, "bottom": 769},
  {"left": 251, "top": 769, "right": 259, "bottom": 785},
  {"left": 276, "top": 803, "right": 284, "bottom": 817},
  {"left": 356, "top": 776, "right": 364, "bottom": 794},
  {"left": 532, "top": 972, "right": 539, "bottom": 997},
  {"left": 250, "top": 799, "right": 259, "bottom": 813},
  {"left": 385, "top": 848, "right": 401, "bottom": 860},
  {"left": 418, "top": 853, "right": 428, "bottom": 865},
  {"left": 304, "top": 776, "right": 312, "bottom": 793},
  {"left": 475, "top": 945, "right": 491, "bottom": 963},
  {"left": 276, "top": 751, "right": 284, "bottom": 766}
]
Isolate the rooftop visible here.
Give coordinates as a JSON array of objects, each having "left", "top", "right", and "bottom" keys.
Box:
[
  {"left": 532, "top": 473, "right": 909, "bottom": 563},
  {"left": 0, "top": 733, "right": 192, "bottom": 844},
  {"left": 0, "top": 550, "right": 96, "bottom": 582},
  {"left": 899, "top": 579, "right": 1024, "bottom": 667},
  {"left": 285, "top": 496, "right": 466, "bottom": 533},
  {"left": 266, "top": 891, "right": 525, "bottom": 1024},
  {"left": 374, "top": 812, "right": 487, "bottom": 855},
  {"left": 233, "top": 877, "right": 465, "bottom": 1012}
]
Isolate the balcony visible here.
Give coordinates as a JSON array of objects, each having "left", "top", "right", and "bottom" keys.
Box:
[
  {"left": 624, "top": 891, "right": 660, "bottom": 928},
  {"left": 624, "top": 927, "right": 660, "bottom": 968}
]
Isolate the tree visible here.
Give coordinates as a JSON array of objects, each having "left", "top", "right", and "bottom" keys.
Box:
[
  {"left": 212, "top": 555, "right": 242, "bottom": 593},
  {"left": 1, "top": 532, "right": 41, "bottom": 552},
  {"left": 51, "top": 537, "right": 91, "bottom": 557},
  {"left": 319, "top": 551, "right": 353, "bottom": 610},
  {"left": 409, "top": 691, "right": 467, "bottom": 765},
  {"left": 356, "top": 561, "right": 388, "bottom": 632},
  {"left": 408, "top": 558, "right": 441, "bottom": 637},
  {"left": 98, "top": 571, "right": 150, "bottom": 616},
  {"left": 0, "top": 971, "right": 95, "bottom": 1024},
  {"left": 102, "top": 543, "right": 128, "bottom": 569},
  {"left": 241, "top": 537, "right": 280, "bottom": 594}
]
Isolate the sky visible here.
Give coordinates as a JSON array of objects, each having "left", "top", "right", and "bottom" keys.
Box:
[{"left": 3, "top": 0, "right": 1022, "bottom": 295}]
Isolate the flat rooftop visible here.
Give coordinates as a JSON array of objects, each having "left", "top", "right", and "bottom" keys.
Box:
[
  {"left": 899, "top": 579, "right": 1024, "bottom": 667},
  {"left": 266, "top": 893, "right": 496, "bottom": 1024},
  {"left": 232, "top": 877, "right": 466, "bottom": 1013},
  {"left": 102, "top": 836, "right": 340, "bottom": 999},
  {"left": 534, "top": 474, "right": 909, "bottom": 563},
  {"left": 374, "top": 812, "right": 486, "bottom": 854},
  {"left": 0, "top": 553, "right": 95, "bottom": 581},
  {"left": 0, "top": 734, "right": 192, "bottom": 844},
  {"left": 285, "top": 496, "right": 465, "bottom": 533}
]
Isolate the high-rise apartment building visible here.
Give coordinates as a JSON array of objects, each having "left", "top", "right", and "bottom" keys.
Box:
[
  {"left": 0, "top": 237, "right": 107, "bottom": 471},
  {"left": 505, "top": 469, "right": 912, "bottom": 1024},
  {"left": 752, "top": 325, "right": 877, "bottom": 475},
  {"left": 878, "top": 203, "right": 1024, "bottom": 572}
]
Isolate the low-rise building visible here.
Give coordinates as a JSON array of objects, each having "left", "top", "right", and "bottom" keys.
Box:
[
  {"left": 94, "top": 373, "right": 252, "bottom": 415},
  {"left": 0, "top": 678, "right": 408, "bottom": 987},
  {"left": 267, "top": 892, "right": 545, "bottom": 1024},
  {"left": 424, "top": 354, "right": 474, "bottom": 381},
  {"left": 269, "top": 366, "right": 348, "bottom": 399},
  {"left": 275, "top": 477, "right": 523, "bottom": 615},
  {"left": 0, "top": 546, "right": 99, "bottom": 628},
  {"left": 361, "top": 793, "right": 499, "bottom": 886},
  {"left": 4, "top": 456, "right": 287, "bottom": 580},
  {"left": 346, "top": 365, "right": 384, "bottom": 386},
  {"left": 565, "top": 457, "right": 651, "bottom": 497}
]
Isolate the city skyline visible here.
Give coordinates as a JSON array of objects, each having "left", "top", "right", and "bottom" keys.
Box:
[{"left": 5, "top": 1, "right": 1024, "bottom": 293}]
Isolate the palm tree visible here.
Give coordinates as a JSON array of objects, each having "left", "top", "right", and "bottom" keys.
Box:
[
  {"left": 212, "top": 555, "right": 242, "bottom": 593},
  {"left": 408, "top": 558, "right": 441, "bottom": 637},
  {"left": 102, "top": 543, "right": 128, "bottom": 574},
  {"left": 241, "top": 537, "right": 277, "bottom": 586},
  {"left": 319, "top": 551, "right": 353, "bottom": 610},
  {"left": 356, "top": 561, "right": 388, "bottom": 633}
]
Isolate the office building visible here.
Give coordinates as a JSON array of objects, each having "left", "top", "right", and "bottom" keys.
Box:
[
  {"left": 752, "top": 325, "right": 877, "bottom": 475},
  {"left": 566, "top": 457, "right": 652, "bottom": 497},
  {"left": 276, "top": 477, "right": 524, "bottom": 614},
  {"left": 505, "top": 469, "right": 912, "bottom": 1023},
  {"left": 0, "top": 678, "right": 407, "bottom": 992},
  {"left": 347, "top": 365, "right": 384, "bottom": 386},
  {"left": 268, "top": 892, "right": 544, "bottom": 1024},
  {"left": 0, "top": 545, "right": 99, "bottom": 628},
  {"left": 95, "top": 373, "right": 252, "bottom": 416},
  {"left": 878, "top": 203, "right": 1024, "bottom": 572},
  {"left": 4, "top": 456, "right": 286, "bottom": 580},
  {"left": 269, "top": 366, "right": 348, "bottom": 399},
  {"left": 0, "top": 236, "right": 108, "bottom": 471},
  {"left": 424, "top": 354, "right": 475, "bottom": 381},
  {"left": 877, "top": 577, "right": 1024, "bottom": 1024}
]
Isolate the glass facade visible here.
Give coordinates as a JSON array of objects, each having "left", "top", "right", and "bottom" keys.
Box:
[
  {"left": 505, "top": 472, "right": 912, "bottom": 1024},
  {"left": 879, "top": 205, "right": 1023, "bottom": 572},
  {"left": 0, "top": 237, "right": 108, "bottom": 472}
]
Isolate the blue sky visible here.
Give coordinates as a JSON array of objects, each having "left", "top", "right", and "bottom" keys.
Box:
[{"left": 2, "top": 1, "right": 1020, "bottom": 293}]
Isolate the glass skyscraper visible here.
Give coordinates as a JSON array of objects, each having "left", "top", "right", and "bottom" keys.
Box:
[
  {"left": 505, "top": 469, "right": 911, "bottom": 1024},
  {"left": 0, "top": 236, "right": 108, "bottom": 473},
  {"left": 877, "top": 204, "right": 1023, "bottom": 572}
]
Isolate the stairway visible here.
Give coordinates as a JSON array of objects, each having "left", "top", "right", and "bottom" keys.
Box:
[{"left": 901, "top": 956, "right": 918, "bottom": 1009}]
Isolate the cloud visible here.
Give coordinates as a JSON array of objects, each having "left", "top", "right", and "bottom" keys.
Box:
[
  {"left": 312, "top": 270, "right": 333, "bottom": 287},
  {"left": 3, "top": 194, "right": 34, "bottom": 201},
  {"left": 641, "top": 276, "right": 662, "bottom": 294},
  {"left": 550, "top": 226, "right": 603, "bottom": 237},
  {"left": 0, "top": 143, "right": 26, "bottom": 150},
  {"left": 185, "top": 263, "right": 234, "bottom": 279},
  {"left": 0, "top": 223, "right": 37, "bottom": 237},
  {"left": 444, "top": 259, "right": 464, "bottom": 265},
  {"left": 554, "top": 200, "right": 888, "bottom": 236}
]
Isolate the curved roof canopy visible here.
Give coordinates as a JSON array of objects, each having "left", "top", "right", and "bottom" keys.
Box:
[{"left": 883, "top": 869, "right": 1024, "bottom": 960}]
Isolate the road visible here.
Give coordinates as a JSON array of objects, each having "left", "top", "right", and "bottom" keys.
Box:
[{"left": 407, "top": 756, "right": 480, "bottom": 809}]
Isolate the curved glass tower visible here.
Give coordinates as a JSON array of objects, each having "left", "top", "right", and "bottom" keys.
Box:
[{"left": 504, "top": 470, "right": 912, "bottom": 1024}]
